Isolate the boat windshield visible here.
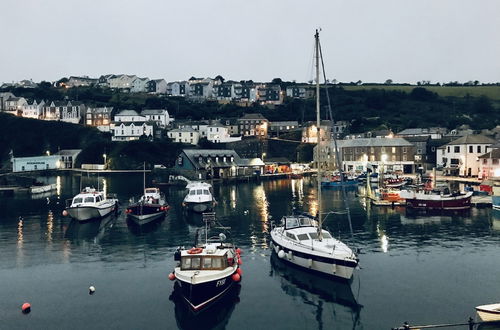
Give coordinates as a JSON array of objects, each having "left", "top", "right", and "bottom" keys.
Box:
[
  {"left": 84, "top": 197, "right": 95, "bottom": 203},
  {"left": 285, "top": 216, "right": 315, "bottom": 229},
  {"left": 197, "top": 189, "right": 203, "bottom": 195},
  {"left": 181, "top": 256, "right": 227, "bottom": 270},
  {"left": 145, "top": 189, "right": 156, "bottom": 194},
  {"left": 189, "top": 190, "right": 196, "bottom": 195},
  {"left": 72, "top": 197, "right": 83, "bottom": 204},
  {"left": 203, "top": 189, "right": 210, "bottom": 195}
]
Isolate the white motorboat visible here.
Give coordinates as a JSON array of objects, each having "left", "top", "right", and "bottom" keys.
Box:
[
  {"left": 126, "top": 187, "right": 169, "bottom": 225},
  {"left": 182, "top": 182, "right": 215, "bottom": 213},
  {"left": 270, "top": 30, "right": 358, "bottom": 280},
  {"left": 30, "top": 183, "right": 57, "bottom": 194},
  {"left": 64, "top": 187, "right": 118, "bottom": 222},
  {"left": 476, "top": 303, "right": 500, "bottom": 322},
  {"left": 270, "top": 213, "right": 358, "bottom": 280},
  {"left": 169, "top": 214, "right": 242, "bottom": 312}
]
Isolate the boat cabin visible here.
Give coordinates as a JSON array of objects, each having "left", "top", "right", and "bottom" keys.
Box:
[
  {"left": 188, "top": 188, "right": 211, "bottom": 196},
  {"left": 285, "top": 229, "right": 333, "bottom": 242},
  {"left": 71, "top": 187, "right": 106, "bottom": 206},
  {"left": 283, "top": 215, "right": 318, "bottom": 230},
  {"left": 143, "top": 187, "right": 162, "bottom": 203},
  {"left": 179, "top": 245, "right": 231, "bottom": 271}
]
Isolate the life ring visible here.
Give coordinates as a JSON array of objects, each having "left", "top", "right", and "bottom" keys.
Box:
[{"left": 187, "top": 247, "right": 203, "bottom": 254}]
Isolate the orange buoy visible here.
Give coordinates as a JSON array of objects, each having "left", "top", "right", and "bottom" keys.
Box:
[
  {"left": 21, "top": 302, "right": 31, "bottom": 314},
  {"left": 168, "top": 273, "right": 176, "bottom": 281},
  {"left": 236, "top": 248, "right": 242, "bottom": 255},
  {"left": 62, "top": 210, "right": 68, "bottom": 216},
  {"left": 237, "top": 258, "right": 242, "bottom": 265},
  {"left": 236, "top": 268, "right": 243, "bottom": 276},
  {"left": 232, "top": 273, "right": 241, "bottom": 282}
]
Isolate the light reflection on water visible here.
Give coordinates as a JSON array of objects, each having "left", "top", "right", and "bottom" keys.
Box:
[{"left": 0, "top": 174, "right": 499, "bottom": 329}]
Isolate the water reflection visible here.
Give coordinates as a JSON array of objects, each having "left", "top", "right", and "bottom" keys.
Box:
[
  {"left": 65, "top": 216, "right": 116, "bottom": 243},
  {"left": 270, "top": 254, "right": 362, "bottom": 329},
  {"left": 491, "top": 209, "right": 500, "bottom": 231},
  {"left": 170, "top": 283, "right": 241, "bottom": 330},
  {"left": 126, "top": 215, "right": 167, "bottom": 235}
]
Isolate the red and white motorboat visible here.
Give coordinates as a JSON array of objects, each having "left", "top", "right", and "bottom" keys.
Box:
[{"left": 400, "top": 187, "right": 472, "bottom": 210}]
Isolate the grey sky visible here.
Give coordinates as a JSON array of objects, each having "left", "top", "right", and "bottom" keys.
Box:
[{"left": 1, "top": 0, "right": 499, "bottom": 84}]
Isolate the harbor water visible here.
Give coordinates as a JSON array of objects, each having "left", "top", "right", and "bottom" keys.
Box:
[{"left": 0, "top": 174, "right": 499, "bottom": 330}]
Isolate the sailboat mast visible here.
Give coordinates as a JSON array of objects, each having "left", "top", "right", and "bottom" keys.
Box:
[
  {"left": 143, "top": 162, "right": 146, "bottom": 193},
  {"left": 315, "top": 29, "right": 323, "bottom": 241}
]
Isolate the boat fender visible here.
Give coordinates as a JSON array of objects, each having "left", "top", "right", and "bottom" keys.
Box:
[
  {"left": 187, "top": 247, "right": 203, "bottom": 254},
  {"left": 232, "top": 273, "right": 241, "bottom": 282},
  {"left": 168, "top": 273, "right": 176, "bottom": 281},
  {"left": 277, "top": 250, "right": 286, "bottom": 259}
]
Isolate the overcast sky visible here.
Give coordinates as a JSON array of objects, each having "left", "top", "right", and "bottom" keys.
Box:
[{"left": 1, "top": 0, "right": 499, "bottom": 84}]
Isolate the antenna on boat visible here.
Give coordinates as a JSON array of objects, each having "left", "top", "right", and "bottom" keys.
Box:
[{"left": 318, "top": 32, "right": 355, "bottom": 241}]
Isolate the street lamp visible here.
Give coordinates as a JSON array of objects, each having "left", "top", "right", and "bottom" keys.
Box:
[{"left": 103, "top": 154, "right": 107, "bottom": 169}]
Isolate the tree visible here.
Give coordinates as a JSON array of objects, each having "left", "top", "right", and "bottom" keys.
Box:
[{"left": 385, "top": 79, "right": 393, "bottom": 85}]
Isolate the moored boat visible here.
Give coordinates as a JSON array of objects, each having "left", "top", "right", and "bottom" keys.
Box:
[
  {"left": 476, "top": 303, "right": 500, "bottom": 322},
  {"left": 169, "top": 215, "right": 242, "bottom": 312},
  {"left": 30, "top": 183, "right": 57, "bottom": 194},
  {"left": 492, "top": 185, "right": 500, "bottom": 210},
  {"left": 64, "top": 187, "right": 118, "bottom": 222},
  {"left": 126, "top": 187, "right": 169, "bottom": 225},
  {"left": 182, "top": 182, "right": 215, "bottom": 213},
  {"left": 400, "top": 187, "right": 472, "bottom": 210}
]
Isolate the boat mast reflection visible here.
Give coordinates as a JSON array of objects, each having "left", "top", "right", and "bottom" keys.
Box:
[
  {"left": 270, "top": 253, "right": 362, "bottom": 329},
  {"left": 64, "top": 215, "right": 116, "bottom": 242}
]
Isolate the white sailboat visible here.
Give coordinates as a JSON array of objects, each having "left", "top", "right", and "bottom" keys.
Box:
[{"left": 270, "top": 30, "right": 358, "bottom": 280}]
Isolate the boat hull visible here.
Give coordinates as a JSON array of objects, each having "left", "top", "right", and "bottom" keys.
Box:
[
  {"left": 127, "top": 203, "right": 168, "bottom": 225},
  {"left": 66, "top": 201, "right": 117, "bottom": 222},
  {"left": 476, "top": 303, "right": 500, "bottom": 322},
  {"left": 184, "top": 201, "right": 213, "bottom": 213},
  {"left": 30, "top": 183, "right": 57, "bottom": 194},
  {"left": 175, "top": 272, "right": 236, "bottom": 311},
  {"left": 270, "top": 236, "right": 357, "bottom": 280},
  {"left": 321, "top": 180, "right": 357, "bottom": 187},
  {"left": 404, "top": 196, "right": 472, "bottom": 210},
  {"left": 492, "top": 196, "right": 500, "bottom": 210}
]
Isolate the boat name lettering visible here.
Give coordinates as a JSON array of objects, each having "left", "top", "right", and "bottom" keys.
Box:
[{"left": 216, "top": 279, "right": 226, "bottom": 287}]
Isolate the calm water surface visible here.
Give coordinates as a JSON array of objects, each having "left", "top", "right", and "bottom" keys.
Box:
[{"left": 0, "top": 174, "right": 499, "bottom": 330}]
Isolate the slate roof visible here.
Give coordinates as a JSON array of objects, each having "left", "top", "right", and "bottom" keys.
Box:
[
  {"left": 238, "top": 113, "right": 268, "bottom": 121},
  {"left": 340, "top": 138, "right": 413, "bottom": 147},
  {"left": 115, "top": 109, "right": 140, "bottom": 116},
  {"left": 141, "top": 109, "right": 166, "bottom": 115},
  {"left": 445, "top": 135, "right": 496, "bottom": 146}
]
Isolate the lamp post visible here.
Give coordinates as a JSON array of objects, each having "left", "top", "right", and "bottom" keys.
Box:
[{"left": 103, "top": 154, "right": 107, "bottom": 170}]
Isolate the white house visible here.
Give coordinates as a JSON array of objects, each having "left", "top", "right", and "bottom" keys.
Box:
[
  {"left": 141, "top": 109, "right": 174, "bottom": 128},
  {"left": 22, "top": 100, "right": 45, "bottom": 119},
  {"left": 130, "top": 77, "right": 150, "bottom": 93},
  {"left": 108, "top": 74, "right": 138, "bottom": 89},
  {"left": 439, "top": 134, "right": 496, "bottom": 177},
  {"left": 4, "top": 96, "right": 27, "bottom": 114},
  {"left": 111, "top": 109, "right": 153, "bottom": 141},
  {"left": 167, "top": 81, "right": 189, "bottom": 97},
  {"left": 167, "top": 127, "right": 200, "bottom": 145},
  {"left": 207, "top": 122, "right": 241, "bottom": 143}
]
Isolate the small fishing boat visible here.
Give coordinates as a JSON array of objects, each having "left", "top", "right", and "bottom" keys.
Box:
[
  {"left": 169, "top": 214, "right": 242, "bottom": 312},
  {"left": 64, "top": 187, "right": 118, "bottom": 222},
  {"left": 476, "top": 303, "right": 500, "bottom": 322},
  {"left": 321, "top": 172, "right": 357, "bottom": 187},
  {"left": 30, "top": 183, "right": 57, "bottom": 194},
  {"left": 492, "top": 185, "right": 500, "bottom": 210},
  {"left": 400, "top": 186, "right": 472, "bottom": 210},
  {"left": 182, "top": 182, "right": 215, "bottom": 213},
  {"left": 126, "top": 188, "right": 169, "bottom": 225}
]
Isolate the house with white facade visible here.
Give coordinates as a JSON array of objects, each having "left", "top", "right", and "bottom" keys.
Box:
[
  {"left": 130, "top": 77, "right": 150, "bottom": 93},
  {"left": 4, "top": 96, "right": 28, "bottom": 115},
  {"left": 167, "top": 127, "right": 200, "bottom": 145},
  {"left": 285, "top": 85, "right": 314, "bottom": 99},
  {"left": 167, "top": 81, "right": 189, "bottom": 97},
  {"left": 188, "top": 77, "right": 214, "bottom": 100},
  {"left": 108, "top": 75, "right": 138, "bottom": 89},
  {"left": 478, "top": 148, "right": 500, "bottom": 179},
  {"left": 111, "top": 109, "right": 154, "bottom": 141},
  {"left": 22, "top": 100, "right": 45, "bottom": 119},
  {"left": 207, "top": 122, "right": 241, "bottom": 143},
  {"left": 141, "top": 109, "right": 174, "bottom": 128},
  {"left": 43, "top": 101, "right": 83, "bottom": 124},
  {"left": 0, "top": 92, "right": 15, "bottom": 111},
  {"left": 439, "top": 134, "right": 496, "bottom": 177}
]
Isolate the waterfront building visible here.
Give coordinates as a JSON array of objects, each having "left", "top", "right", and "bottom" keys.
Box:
[
  {"left": 478, "top": 148, "right": 500, "bottom": 179},
  {"left": 315, "top": 137, "right": 416, "bottom": 173},
  {"left": 54, "top": 149, "right": 82, "bottom": 169},
  {"left": 174, "top": 149, "right": 264, "bottom": 179},
  {"left": 167, "top": 127, "right": 200, "bottom": 145},
  {"left": 256, "top": 84, "right": 283, "bottom": 105},
  {"left": 301, "top": 120, "right": 333, "bottom": 144},
  {"left": 11, "top": 155, "right": 61, "bottom": 172},
  {"left": 396, "top": 127, "right": 448, "bottom": 139},
  {"left": 206, "top": 121, "right": 241, "bottom": 143},
  {"left": 285, "top": 85, "right": 314, "bottom": 99},
  {"left": 3, "top": 96, "right": 28, "bottom": 115},
  {"left": 438, "top": 134, "right": 496, "bottom": 177},
  {"left": 238, "top": 113, "right": 268, "bottom": 138},
  {"left": 43, "top": 101, "right": 84, "bottom": 124}
]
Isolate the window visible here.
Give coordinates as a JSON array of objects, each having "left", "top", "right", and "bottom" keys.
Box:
[
  {"left": 84, "top": 197, "right": 94, "bottom": 203},
  {"left": 477, "top": 146, "right": 481, "bottom": 153},
  {"left": 322, "top": 231, "right": 332, "bottom": 239},
  {"left": 469, "top": 146, "right": 473, "bottom": 153},
  {"left": 73, "top": 197, "right": 83, "bottom": 204},
  {"left": 197, "top": 189, "right": 203, "bottom": 195},
  {"left": 285, "top": 232, "right": 297, "bottom": 240},
  {"left": 494, "top": 159, "right": 499, "bottom": 165},
  {"left": 189, "top": 190, "right": 196, "bottom": 195},
  {"left": 454, "top": 146, "right": 460, "bottom": 153},
  {"left": 202, "top": 258, "right": 212, "bottom": 269},
  {"left": 392, "top": 147, "right": 396, "bottom": 153},
  {"left": 483, "top": 159, "right": 488, "bottom": 164},
  {"left": 447, "top": 146, "right": 450, "bottom": 153},
  {"left": 308, "top": 232, "right": 318, "bottom": 239},
  {"left": 403, "top": 147, "right": 407, "bottom": 153},
  {"left": 297, "top": 233, "right": 309, "bottom": 241}
]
